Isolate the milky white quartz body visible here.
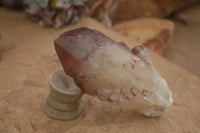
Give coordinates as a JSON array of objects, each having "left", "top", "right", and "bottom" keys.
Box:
[{"left": 54, "top": 28, "right": 173, "bottom": 117}]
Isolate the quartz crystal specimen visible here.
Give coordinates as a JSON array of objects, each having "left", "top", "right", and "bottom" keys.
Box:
[{"left": 54, "top": 27, "right": 173, "bottom": 117}]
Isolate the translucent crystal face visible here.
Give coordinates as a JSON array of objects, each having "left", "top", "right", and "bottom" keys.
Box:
[{"left": 54, "top": 27, "right": 173, "bottom": 117}]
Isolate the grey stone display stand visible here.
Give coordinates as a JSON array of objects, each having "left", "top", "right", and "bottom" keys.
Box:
[{"left": 42, "top": 68, "right": 83, "bottom": 120}]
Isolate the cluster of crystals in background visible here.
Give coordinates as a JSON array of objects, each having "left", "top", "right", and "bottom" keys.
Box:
[
  {"left": 54, "top": 28, "right": 173, "bottom": 117},
  {"left": 0, "top": 0, "right": 117, "bottom": 28},
  {"left": 0, "top": 0, "right": 89, "bottom": 28}
]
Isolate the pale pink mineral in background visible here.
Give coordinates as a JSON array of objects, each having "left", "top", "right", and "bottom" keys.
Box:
[{"left": 54, "top": 27, "right": 173, "bottom": 117}]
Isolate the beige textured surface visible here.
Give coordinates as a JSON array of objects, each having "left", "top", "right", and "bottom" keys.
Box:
[
  {"left": 0, "top": 8, "right": 200, "bottom": 133},
  {"left": 164, "top": 20, "right": 200, "bottom": 77}
]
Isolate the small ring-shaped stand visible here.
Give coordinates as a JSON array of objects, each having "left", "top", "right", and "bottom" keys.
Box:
[{"left": 42, "top": 68, "right": 83, "bottom": 120}]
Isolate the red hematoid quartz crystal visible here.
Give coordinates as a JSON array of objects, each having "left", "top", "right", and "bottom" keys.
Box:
[{"left": 54, "top": 27, "right": 173, "bottom": 117}]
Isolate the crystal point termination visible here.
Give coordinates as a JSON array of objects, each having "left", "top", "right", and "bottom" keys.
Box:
[{"left": 54, "top": 27, "right": 173, "bottom": 117}]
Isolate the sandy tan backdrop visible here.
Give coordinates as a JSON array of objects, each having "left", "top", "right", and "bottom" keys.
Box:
[{"left": 0, "top": 8, "right": 200, "bottom": 133}]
